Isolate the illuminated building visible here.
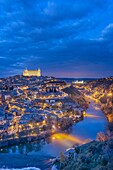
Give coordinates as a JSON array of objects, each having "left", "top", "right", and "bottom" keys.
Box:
[
  {"left": 23, "top": 68, "right": 41, "bottom": 77},
  {"left": 73, "top": 80, "right": 84, "bottom": 84}
]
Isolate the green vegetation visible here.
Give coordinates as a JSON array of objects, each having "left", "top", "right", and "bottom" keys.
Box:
[{"left": 57, "top": 139, "right": 113, "bottom": 170}]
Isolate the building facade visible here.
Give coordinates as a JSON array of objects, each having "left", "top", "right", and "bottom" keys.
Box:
[{"left": 23, "top": 69, "right": 41, "bottom": 77}]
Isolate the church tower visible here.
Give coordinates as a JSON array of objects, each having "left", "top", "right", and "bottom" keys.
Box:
[{"left": 38, "top": 68, "right": 41, "bottom": 76}]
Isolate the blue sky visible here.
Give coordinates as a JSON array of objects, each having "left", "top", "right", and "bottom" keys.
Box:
[{"left": 0, "top": 0, "right": 113, "bottom": 78}]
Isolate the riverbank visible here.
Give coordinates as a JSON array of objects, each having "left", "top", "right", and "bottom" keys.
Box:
[
  {"left": 0, "top": 130, "right": 54, "bottom": 148},
  {"left": 0, "top": 85, "right": 86, "bottom": 149},
  {"left": 0, "top": 100, "right": 108, "bottom": 170},
  {"left": 53, "top": 139, "right": 113, "bottom": 170},
  {"left": 84, "top": 94, "right": 113, "bottom": 136},
  {"left": 0, "top": 112, "right": 84, "bottom": 149},
  {"left": 82, "top": 77, "right": 113, "bottom": 133}
]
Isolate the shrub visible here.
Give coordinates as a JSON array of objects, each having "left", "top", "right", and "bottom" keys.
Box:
[
  {"left": 108, "top": 141, "right": 113, "bottom": 149},
  {"left": 101, "top": 158, "right": 108, "bottom": 166},
  {"left": 75, "top": 147, "right": 80, "bottom": 154}
]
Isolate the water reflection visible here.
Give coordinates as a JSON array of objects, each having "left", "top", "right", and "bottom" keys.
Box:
[
  {"left": 0, "top": 130, "right": 75, "bottom": 155},
  {"left": 51, "top": 133, "right": 92, "bottom": 148},
  {"left": 0, "top": 132, "right": 92, "bottom": 156},
  {"left": 0, "top": 139, "right": 47, "bottom": 154},
  {"left": 85, "top": 113, "right": 101, "bottom": 118},
  {"left": 52, "top": 133, "right": 84, "bottom": 144},
  {"left": 0, "top": 101, "right": 108, "bottom": 157}
]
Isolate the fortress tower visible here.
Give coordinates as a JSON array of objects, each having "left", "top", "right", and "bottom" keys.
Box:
[{"left": 23, "top": 68, "right": 41, "bottom": 77}]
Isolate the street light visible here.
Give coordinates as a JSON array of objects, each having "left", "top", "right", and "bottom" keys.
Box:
[{"left": 52, "top": 125, "right": 56, "bottom": 129}]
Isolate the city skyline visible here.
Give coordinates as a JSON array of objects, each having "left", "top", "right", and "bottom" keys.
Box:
[{"left": 0, "top": 0, "right": 113, "bottom": 78}]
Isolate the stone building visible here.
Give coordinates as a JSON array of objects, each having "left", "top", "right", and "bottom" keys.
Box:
[{"left": 23, "top": 68, "right": 41, "bottom": 76}]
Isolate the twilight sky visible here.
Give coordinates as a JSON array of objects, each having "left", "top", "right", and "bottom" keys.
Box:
[{"left": 0, "top": 0, "right": 113, "bottom": 78}]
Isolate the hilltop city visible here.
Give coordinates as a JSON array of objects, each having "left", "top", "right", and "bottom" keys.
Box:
[
  {"left": 0, "top": 69, "right": 88, "bottom": 144},
  {"left": 0, "top": 69, "right": 113, "bottom": 169}
]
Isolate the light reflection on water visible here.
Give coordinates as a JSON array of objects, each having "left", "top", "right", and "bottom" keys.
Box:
[{"left": 0, "top": 102, "right": 108, "bottom": 157}]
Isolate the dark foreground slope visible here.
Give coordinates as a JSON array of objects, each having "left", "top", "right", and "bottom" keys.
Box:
[{"left": 63, "top": 139, "right": 113, "bottom": 170}]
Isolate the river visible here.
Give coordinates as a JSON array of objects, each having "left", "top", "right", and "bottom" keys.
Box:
[{"left": 0, "top": 101, "right": 108, "bottom": 161}]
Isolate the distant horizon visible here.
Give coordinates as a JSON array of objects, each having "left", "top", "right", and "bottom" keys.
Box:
[
  {"left": 0, "top": 73, "right": 112, "bottom": 80},
  {"left": 0, "top": 70, "right": 113, "bottom": 80}
]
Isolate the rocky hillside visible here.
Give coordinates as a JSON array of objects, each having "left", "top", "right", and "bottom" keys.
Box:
[{"left": 62, "top": 139, "right": 113, "bottom": 170}]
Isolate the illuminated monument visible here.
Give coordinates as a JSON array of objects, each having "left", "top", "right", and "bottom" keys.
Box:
[{"left": 23, "top": 68, "right": 41, "bottom": 76}]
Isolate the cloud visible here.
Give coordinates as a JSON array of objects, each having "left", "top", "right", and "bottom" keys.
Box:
[
  {"left": 101, "top": 23, "right": 113, "bottom": 40},
  {"left": 0, "top": 56, "right": 6, "bottom": 59},
  {"left": 0, "top": 0, "right": 113, "bottom": 78}
]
